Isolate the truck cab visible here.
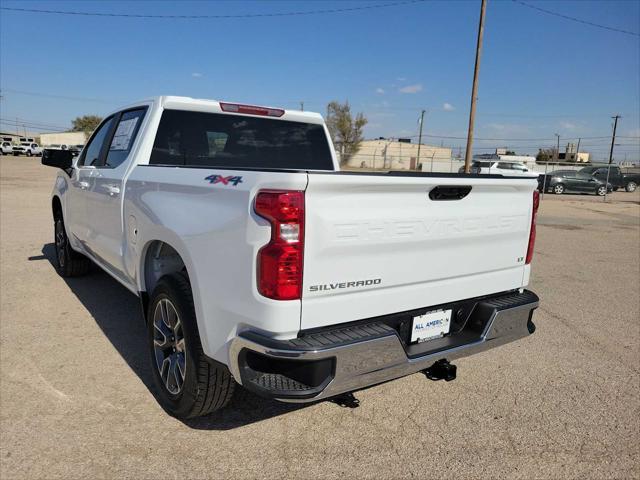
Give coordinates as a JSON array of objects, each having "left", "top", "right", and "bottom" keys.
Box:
[{"left": 580, "top": 165, "right": 639, "bottom": 192}]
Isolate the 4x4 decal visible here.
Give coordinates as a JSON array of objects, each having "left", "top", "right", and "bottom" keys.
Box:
[{"left": 205, "top": 174, "right": 243, "bottom": 186}]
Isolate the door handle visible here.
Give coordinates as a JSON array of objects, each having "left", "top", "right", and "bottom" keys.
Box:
[{"left": 103, "top": 184, "right": 121, "bottom": 196}]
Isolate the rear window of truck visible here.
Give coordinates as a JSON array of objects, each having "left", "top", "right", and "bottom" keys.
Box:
[{"left": 149, "top": 109, "right": 334, "bottom": 171}]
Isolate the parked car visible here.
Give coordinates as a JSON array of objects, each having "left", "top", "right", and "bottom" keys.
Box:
[
  {"left": 42, "top": 96, "right": 540, "bottom": 419},
  {"left": 538, "top": 170, "right": 613, "bottom": 196},
  {"left": 459, "top": 160, "right": 539, "bottom": 177},
  {"left": 1, "top": 141, "right": 14, "bottom": 155},
  {"left": 12, "top": 142, "right": 42, "bottom": 156},
  {"left": 69, "top": 144, "right": 84, "bottom": 157},
  {"left": 578, "top": 166, "right": 639, "bottom": 193}
]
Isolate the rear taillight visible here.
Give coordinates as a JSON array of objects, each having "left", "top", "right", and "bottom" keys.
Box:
[
  {"left": 254, "top": 190, "right": 305, "bottom": 300},
  {"left": 526, "top": 190, "right": 540, "bottom": 264}
]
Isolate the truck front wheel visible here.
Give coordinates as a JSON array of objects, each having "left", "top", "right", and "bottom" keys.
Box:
[
  {"left": 147, "top": 273, "right": 235, "bottom": 418},
  {"left": 54, "top": 217, "right": 90, "bottom": 277},
  {"left": 626, "top": 181, "right": 637, "bottom": 192}
]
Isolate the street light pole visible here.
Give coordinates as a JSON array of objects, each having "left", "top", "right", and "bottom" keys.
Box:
[
  {"left": 463, "top": 0, "right": 487, "bottom": 173},
  {"left": 416, "top": 109, "right": 425, "bottom": 170},
  {"left": 608, "top": 115, "right": 620, "bottom": 164}
]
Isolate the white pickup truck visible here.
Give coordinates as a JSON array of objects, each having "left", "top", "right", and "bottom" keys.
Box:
[
  {"left": 43, "top": 96, "right": 540, "bottom": 419},
  {"left": 13, "top": 142, "right": 43, "bottom": 156}
]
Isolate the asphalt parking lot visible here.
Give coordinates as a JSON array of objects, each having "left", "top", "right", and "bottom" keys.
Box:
[{"left": 1, "top": 156, "right": 639, "bottom": 479}]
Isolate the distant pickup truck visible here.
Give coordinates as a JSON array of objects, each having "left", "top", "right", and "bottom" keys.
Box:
[
  {"left": 42, "top": 96, "right": 540, "bottom": 418},
  {"left": 578, "top": 166, "right": 639, "bottom": 193},
  {"left": 1, "top": 141, "right": 13, "bottom": 155},
  {"left": 12, "top": 142, "right": 42, "bottom": 156}
]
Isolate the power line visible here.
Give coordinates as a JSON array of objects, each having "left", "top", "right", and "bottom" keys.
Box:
[
  {"left": 0, "top": 122, "right": 67, "bottom": 133},
  {"left": 5, "top": 89, "right": 639, "bottom": 126},
  {"left": 387, "top": 132, "right": 634, "bottom": 142},
  {"left": 0, "top": 117, "right": 70, "bottom": 130},
  {"left": 1, "top": 88, "right": 120, "bottom": 104},
  {"left": 0, "top": 1, "right": 426, "bottom": 19},
  {"left": 513, "top": 1, "right": 640, "bottom": 37}
]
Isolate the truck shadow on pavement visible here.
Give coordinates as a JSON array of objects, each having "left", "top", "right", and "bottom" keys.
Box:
[{"left": 35, "top": 243, "right": 309, "bottom": 430}]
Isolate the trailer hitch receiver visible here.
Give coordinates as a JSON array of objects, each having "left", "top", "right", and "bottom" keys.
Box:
[{"left": 424, "top": 359, "right": 457, "bottom": 382}]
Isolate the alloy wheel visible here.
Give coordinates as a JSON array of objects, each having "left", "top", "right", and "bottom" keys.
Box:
[
  {"left": 153, "top": 298, "right": 186, "bottom": 395},
  {"left": 597, "top": 186, "right": 607, "bottom": 196},
  {"left": 55, "top": 220, "right": 66, "bottom": 268}
]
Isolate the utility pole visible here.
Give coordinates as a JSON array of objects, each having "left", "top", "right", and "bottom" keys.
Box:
[
  {"left": 300, "top": 101, "right": 304, "bottom": 111},
  {"left": 554, "top": 133, "right": 560, "bottom": 162},
  {"left": 416, "top": 109, "right": 425, "bottom": 170},
  {"left": 463, "top": 0, "right": 487, "bottom": 173},
  {"left": 576, "top": 137, "right": 581, "bottom": 161},
  {"left": 608, "top": 115, "right": 620, "bottom": 164}
]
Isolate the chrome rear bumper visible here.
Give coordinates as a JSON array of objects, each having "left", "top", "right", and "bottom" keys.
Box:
[{"left": 229, "top": 290, "right": 538, "bottom": 403}]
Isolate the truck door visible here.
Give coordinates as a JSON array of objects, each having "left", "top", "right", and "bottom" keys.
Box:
[
  {"left": 67, "top": 116, "right": 116, "bottom": 246},
  {"left": 84, "top": 108, "right": 147, "bottom": 281}
]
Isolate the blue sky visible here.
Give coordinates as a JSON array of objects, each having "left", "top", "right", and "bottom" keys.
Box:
[{"left": 1, "top": 0, "right": 639, "bottom": 160}]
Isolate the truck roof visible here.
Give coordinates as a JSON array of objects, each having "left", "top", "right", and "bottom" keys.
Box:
[{"left": 116, "top": 95, "right": 325, "bottom": 125}]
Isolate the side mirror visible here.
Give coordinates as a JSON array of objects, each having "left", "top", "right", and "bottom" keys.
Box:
[{"left": 42, "top": 149, "right": 74, "bottom": 170}]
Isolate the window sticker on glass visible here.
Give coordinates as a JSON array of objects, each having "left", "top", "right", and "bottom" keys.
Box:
[{"left": 110, "top": 117, "right": 139, "bottom": 151}]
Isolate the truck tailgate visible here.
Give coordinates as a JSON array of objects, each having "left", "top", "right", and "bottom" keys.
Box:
[{"left": 301, "top": 173, "right": 537, "bottom": 330}]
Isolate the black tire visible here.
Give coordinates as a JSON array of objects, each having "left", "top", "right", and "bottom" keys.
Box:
[
  {"left": 596, "top": 185, "right": 608, "bottom": 196},
  {"left": 147, "top": 273, "right": 235, "bottom": 418},
  {"left": 27, "top": 151, "right": 32, "bottom": 157},
  {"left": 54, "top": 216, "right": 91, "bottom": 277},
  {"left": 553, "top": 184, "right": 565, "bottom": 194},
  {"left": 626, "top": 181, "right": 637, "bottom": 193}
]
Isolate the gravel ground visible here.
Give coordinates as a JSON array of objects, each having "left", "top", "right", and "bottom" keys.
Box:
[{"left": 1, "top": 156, "right": 638, "bottom": 479}]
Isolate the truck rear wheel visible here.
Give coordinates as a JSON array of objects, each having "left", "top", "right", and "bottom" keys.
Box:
[
  {"left": 54, "top": 217, "right": 90, "bottom": 277},
  {"left": 626, "top": 181, "right": 637, "bottom": 192},
  {"left": 147, "top": 273, "right": 235, "bottom": 418}
]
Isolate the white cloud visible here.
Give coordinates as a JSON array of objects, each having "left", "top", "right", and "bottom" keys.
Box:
[
  {"left": 399, "top": 83, "right": 423, "bottom": 94},
  {"left": 375, "top": 87, "right": 385, "bottom": 94},
  {"left": 191, "top": 72, "right": 203, "bottom": 78},
  {"left": 443, "top": 102, "right": 455, "bottom": 111},
  {"left": 559, "top": 121, "right": 577, "bottom": 130},
  {"left": 485, "top": 123, "right": 531, "bottom": 136}
]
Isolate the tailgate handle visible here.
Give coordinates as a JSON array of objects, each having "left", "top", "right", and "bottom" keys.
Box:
[{"left": 429, "top": 186, "right": 472, "bottom": 201}]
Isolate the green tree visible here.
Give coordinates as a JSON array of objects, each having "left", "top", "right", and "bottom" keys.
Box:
[
  {"left": 71, "top": 115, "right": 103, "bottom": 135},
  {"left": 325, "top": 101, "right": 367, "bottom": 165}
]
